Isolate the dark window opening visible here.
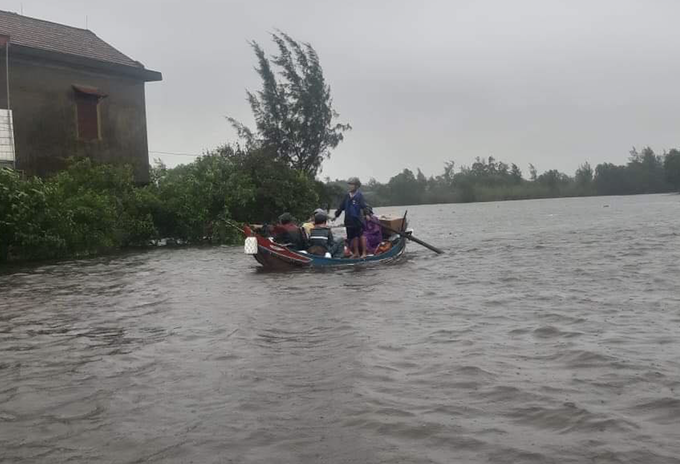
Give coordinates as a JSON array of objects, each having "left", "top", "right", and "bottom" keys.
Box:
[
  {"left": 76, "top": 94, "right": 100, "bottom": 141},
  {"left": 73, "top": 86, "right": 107, "bottom": 141}
]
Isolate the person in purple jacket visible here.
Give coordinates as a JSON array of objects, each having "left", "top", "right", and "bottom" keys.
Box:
[
  {"left": 334, "top": 177, "right": 369, "bottom": 258},
  {"left": 363, "top": 206, "right": 383, "bottom": 254}
]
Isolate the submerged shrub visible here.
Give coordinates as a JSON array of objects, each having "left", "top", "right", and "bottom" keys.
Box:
[
  {"left": 1, "top": 159, "right": 159, "bottom": 262},
  {"left": 0, "top": 168, "right": 66, "bottom": 261},
  {"left": 1, "top": 147, "right": 323, "bottom": 263}
]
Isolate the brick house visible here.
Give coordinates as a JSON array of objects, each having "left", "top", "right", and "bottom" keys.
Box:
[{"left": 0, "top": 10, "right": 161, "bottom": 182}]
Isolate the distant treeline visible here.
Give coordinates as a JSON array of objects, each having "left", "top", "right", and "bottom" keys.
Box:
[{"left": 324, "top": 147, "right": 680, "bottom": 207}]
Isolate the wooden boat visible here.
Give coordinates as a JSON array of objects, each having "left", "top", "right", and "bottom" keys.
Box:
[{"left": 242, "top": 222, "right": 408, "bottom": 270}]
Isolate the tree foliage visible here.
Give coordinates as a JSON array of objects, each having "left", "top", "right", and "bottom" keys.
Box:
[
  {"left": 664, "top": 149, "right": 680, "bottom": 191},
  {"left": 228, "top": 31, "right": 351, "bottom": 177},
  {"left": 0, "top": 146, "right": 321, "bottom": 263},
  {"left": 1, "top": 160, "right": 157, "bottom": 262},
  {"left": 575, "top": 162, "right": 594, "bottom": 187},
  {"left": 333, "top": 147, "right": 678, "bottom": 207},
  {"left": 3, "top": 144, "right": 678, "bottom": 263}
]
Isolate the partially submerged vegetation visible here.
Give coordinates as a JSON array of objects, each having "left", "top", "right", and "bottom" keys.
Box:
[
  {"left": 2, "top": 29, "right": 680, "bottom": 263},
  {"left": 0, "top": 148, "right": 325, "bottom": 263},
  {"left": 346, "top": 147, "right": 680, "bottom": 206},
  {"left": 3, "top": 146, "right": 678, "bottom": 263},
  {"left": 1, "top": 32, "right": 346, "bottom": 263}
]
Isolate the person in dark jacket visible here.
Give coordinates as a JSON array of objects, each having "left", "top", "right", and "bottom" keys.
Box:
[
  {"left": 302, "top": 208, "right": 326, "bottom": 237},
  {"left": 307, "top": 212, "right": 343, "bottom": 257},
  {"left": 271, "top": 212, "right": 307, "bottom": 250},
  {"left": 334, "top": 177, "right": 368, "bottom": 258}
]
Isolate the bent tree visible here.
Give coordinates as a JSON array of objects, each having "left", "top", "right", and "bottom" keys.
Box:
[{"left": 228, "top": 31, "right": 351, "bottom": 178}]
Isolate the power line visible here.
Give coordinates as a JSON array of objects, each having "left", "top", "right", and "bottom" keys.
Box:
[{"left": 149, "top": 150, "right": 202, "bottom": 157}]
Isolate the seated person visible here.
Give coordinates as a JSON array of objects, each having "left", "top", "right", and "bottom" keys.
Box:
[
  {"left": 363, "top": 206, "right": 383, "bottom": 254},
  {"left": 307, "top": 212, "right": 343, "bottom": 257},
  {"left": 271, "top": 212, "right": 307, "bottom": 250},
  {"left": 302, "top": 208, "right": 326, "bottom": 237}
]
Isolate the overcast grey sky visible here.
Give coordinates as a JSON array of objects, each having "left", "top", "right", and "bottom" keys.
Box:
[{"left": 7, "top": 0, "right": 680, "bottom": 181}]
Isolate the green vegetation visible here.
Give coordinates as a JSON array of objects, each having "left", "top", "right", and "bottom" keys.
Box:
[
  {"left": 664, "top": 149, "right": 680, "bottom": 192},
  {"left": 227, "top": 31, "right": 351, "bottom": 177},
  {"left": 2, "top": 30, "right": 679, "bottom": 264},
  {"left": 0, "top": 147, "right": 321, "bottom": 263},
  {"left": 1, "top": 32, "right": 342, "bottom": 263},
  {"left": 1, "top": 159, "right": 156, "bottom": 262},
  {"left": 3, "top": 145, "right": 679, "bottom": 263},
  {"left": 334, "top": 147, "right": 680, "bottom": 207}
]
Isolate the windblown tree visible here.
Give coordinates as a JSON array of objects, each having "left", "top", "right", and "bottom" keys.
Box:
[{"left": 228, "top": 32, "right": 351, "bottom": 178}]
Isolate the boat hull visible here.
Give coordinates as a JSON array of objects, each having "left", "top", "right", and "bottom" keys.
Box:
[{"left": 247, "top": 233, "right": 407, "bottom": 269}]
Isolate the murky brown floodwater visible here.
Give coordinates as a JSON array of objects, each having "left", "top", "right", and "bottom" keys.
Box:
[{"left": 1, "top": 194, "right": 680, "bottom": 463}]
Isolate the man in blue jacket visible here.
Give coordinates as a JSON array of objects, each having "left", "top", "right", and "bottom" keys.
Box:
[{"left": 334, "top": 177, "right": 368, "bottom": 258}]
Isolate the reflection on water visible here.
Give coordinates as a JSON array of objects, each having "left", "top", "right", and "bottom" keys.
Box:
[{"left": 1, "top": 194, "right": 680, "bottom": 463}]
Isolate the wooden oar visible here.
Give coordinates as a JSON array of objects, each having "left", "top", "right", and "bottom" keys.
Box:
[{"left": 380, "top": 224, "right": 444, "bottom": 254}]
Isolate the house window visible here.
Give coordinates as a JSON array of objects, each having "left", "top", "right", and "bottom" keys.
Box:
[{"left": 73, "top": 86, "right": 107, "bottom": 141}]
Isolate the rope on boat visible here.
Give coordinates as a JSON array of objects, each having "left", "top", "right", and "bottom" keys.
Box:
[{"left": 223, "top": 219, "right": 246, "bottom": 234}]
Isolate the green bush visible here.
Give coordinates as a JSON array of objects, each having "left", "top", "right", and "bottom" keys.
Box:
[
  {"left": 0, "top": 168, "right": 65, "bottom": 261},
  {"left": 148, "top": 149, "right": 253, "bottom": 243},
  {"left": 1, "top": 146, "right": 325, "bottom": 263},
  {"left": 50, "top": 159, "right": 158, "bottom": 252},
  {"left": 1, "top": 159, "right": 159, "bottom": 262},
  {"left": 147, "top": 146, "right": 319, "bottom": 242}
]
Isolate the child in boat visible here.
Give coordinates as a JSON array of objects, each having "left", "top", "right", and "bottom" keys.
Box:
[
  {"left": 363, "top": 206, "right": 383, "bottom": 255},
  {"left": 334, "top": 177, "right": 368, "bottom": 258},
  {"left": 307, "top": 212, "right": 343, "bottom": 257}
]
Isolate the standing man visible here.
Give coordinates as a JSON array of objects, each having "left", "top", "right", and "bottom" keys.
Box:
[{"left": 334, "top": 177, "right": 368, "bottom": 258}]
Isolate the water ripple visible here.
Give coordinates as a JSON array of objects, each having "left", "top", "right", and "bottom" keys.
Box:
[{"left": 1, "top": 195, "right": 680, "bottom": 463}]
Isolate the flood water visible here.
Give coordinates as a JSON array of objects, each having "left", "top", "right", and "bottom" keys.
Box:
[{"left": 1, "top": 194, "right": 680, "bottom": 463}]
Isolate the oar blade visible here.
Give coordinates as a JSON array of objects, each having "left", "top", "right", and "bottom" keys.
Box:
[
  {"left": 406, "top": 234, "right": 444, "bottom": 254},
  {"left": 380, "top": 224, "right": 444, "bottom": 254}
]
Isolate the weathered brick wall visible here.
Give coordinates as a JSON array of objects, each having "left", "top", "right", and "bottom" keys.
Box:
[{"left": 0, "top": 54, "right": 150, "bottom": 182}]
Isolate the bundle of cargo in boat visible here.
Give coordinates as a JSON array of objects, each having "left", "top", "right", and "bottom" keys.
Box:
[{"left": 378, "top": 216, "right": 405, "bottom": 234}]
